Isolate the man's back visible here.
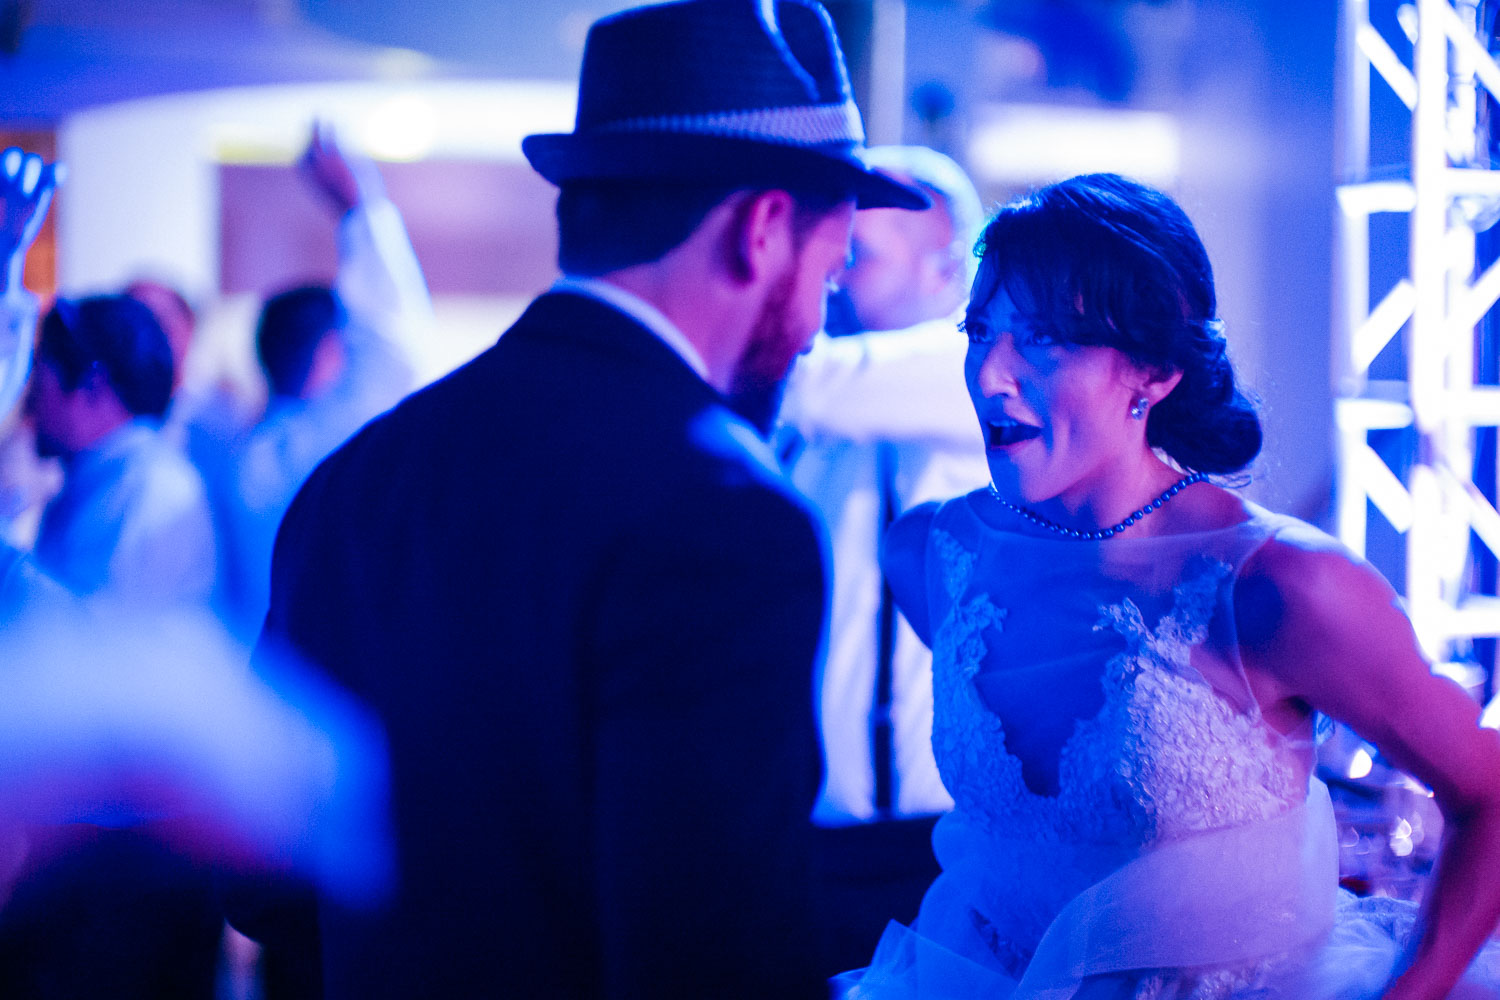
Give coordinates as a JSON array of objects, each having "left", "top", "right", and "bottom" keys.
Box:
[
  {"left": 262, "top": 292, "right": 826, "bottom": 997},
  {"left": 252, "top": 2, "right": 932, "bottom": 990}
]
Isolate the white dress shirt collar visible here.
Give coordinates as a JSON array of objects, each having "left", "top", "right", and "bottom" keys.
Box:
[{"left": 551, "top": 276, "right": 711, "bottom": 386}]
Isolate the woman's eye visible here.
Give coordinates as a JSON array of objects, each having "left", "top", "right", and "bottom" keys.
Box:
[
  {"left": 959, "top": 319, "right": 993, "bottom": 344},
  {"left": 1019, "top": 329, "right": 1055, "bottom": 347}
]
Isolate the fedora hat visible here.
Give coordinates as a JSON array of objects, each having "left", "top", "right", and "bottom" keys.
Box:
[{"left": 522, "top": 0, "right": 928, "bottom": 210}]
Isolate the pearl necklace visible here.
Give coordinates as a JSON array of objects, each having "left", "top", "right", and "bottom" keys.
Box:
[{"left": 989, "top": 472, "right": 1206, "bottom": 540}]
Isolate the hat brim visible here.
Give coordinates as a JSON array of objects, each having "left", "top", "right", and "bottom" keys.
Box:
[{"left": 522, "top": 131, "right": 929, "bottom": 210}]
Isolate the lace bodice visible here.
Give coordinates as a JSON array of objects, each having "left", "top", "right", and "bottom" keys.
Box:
[{"left": 923, "top": 495, "right": 1312, "bottom": 973}]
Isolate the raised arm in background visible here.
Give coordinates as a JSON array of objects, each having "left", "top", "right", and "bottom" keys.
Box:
[
  {"left": 0, "top": 148, "right": 60, "bottom": 612},
  {"left": 0, "top": 148, "right": 59, "bottom": 435},
  {"left": 301, "top": 121, "right": 430, "bottom": 401},
  {"left": 781, "top": 321, "right": 977, "bottom": 448}
]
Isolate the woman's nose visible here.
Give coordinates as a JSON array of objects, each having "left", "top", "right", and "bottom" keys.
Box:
[{"left": 973, "top": 334, "right": 1020, "bottom": 398}]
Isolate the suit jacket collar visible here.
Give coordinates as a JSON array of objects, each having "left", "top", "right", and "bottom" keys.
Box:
[{"left": 513, "top": 290, "right": 727, "bottom": 402}]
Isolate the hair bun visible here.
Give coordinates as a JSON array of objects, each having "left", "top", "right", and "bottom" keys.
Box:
[{"left": 1147, "top": 325, "right": 1260, "bottom": 474}]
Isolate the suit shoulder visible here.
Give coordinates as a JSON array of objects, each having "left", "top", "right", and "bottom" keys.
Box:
[
  {"left": 686, "top": 406, "right": 784, "bottom": 482},
  {"left": 697, "top": 406, "right": 818, "bottom": 503},
  {"left": 610, "top": 404, "right": 820, "bottom": 555}
]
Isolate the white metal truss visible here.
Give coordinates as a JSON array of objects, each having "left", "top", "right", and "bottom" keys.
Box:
[{"left": 1337, "top": 0, "right": 1500, "bottom": 690}]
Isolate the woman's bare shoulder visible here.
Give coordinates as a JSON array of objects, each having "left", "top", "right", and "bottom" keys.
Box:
[
  {"left": 883, "top": 499, "right": 946, "bottom": 590},
  {"left": 1239, "top": 510, "right": 1377, "bottom": 603},
  {"left": 883, "top": 496, "right": 975, "bottom": 646},
  {"left": 1234, "top": 507, "right": 1410, "bottom": 698},
  {"left": 890, "top": 499, "right": 943, "bottom": 541}
]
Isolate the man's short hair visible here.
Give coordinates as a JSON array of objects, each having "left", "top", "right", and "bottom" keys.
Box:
[
  {"left": 256, "top": 286, "right": 347, "bottom": 399},
  {"left": 555, "top": 181, "right": 848, "bottom": 277},
  {"left": 38, "top": 295, "right": 174, "bottom": 418},
  {"left": 863, "top": 146, "right": 985, "bottom": 281}
]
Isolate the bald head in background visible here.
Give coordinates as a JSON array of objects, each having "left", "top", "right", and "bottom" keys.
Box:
[{"left": 830, "top": 145, "right": 984, "bottom": 335}]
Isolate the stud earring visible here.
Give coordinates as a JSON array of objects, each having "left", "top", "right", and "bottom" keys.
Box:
[{"left": 1130, "top": 395, "right": 1149, "bottom": 420}]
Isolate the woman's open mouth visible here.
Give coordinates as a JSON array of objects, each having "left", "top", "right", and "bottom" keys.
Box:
[{"left": 986, "top": 420, "right": 1042, "bottom": 448}]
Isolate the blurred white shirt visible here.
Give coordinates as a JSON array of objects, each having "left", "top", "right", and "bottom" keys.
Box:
[
  {"left": 781, "top": 318, "right": 988, "bottom": 824},
  {"left": 34, "top": 417, "right": 216, "bottom": 606}
]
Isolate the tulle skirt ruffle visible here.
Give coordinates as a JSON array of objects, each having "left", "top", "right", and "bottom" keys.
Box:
[
  {"left": 835, "top": 891, "right": 1500, "bottom": 1000},
  {"left": 835, "top": 784, "right": 1500, "bottom": 999}
]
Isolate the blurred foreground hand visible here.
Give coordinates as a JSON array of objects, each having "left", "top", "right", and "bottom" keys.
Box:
[{"left": 0, "top": 601, "right": 394, "bottom": 909}]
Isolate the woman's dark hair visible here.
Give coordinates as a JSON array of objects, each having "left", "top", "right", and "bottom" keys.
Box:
[
  {"left": 38, "top": 295, "right": 174, "bottom": 418},
  {"left": 974, "top": 173, "right": 1261, "bottom": 475}
]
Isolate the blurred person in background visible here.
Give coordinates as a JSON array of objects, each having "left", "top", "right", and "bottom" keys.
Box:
[
  {"left": 8, "top": 290, "right": 224, "bottom": 997},
  {"left": 25, "top": 292, "right": 217, "bottom": 605},
  {"left": 823, "top": 146, "right": 978, "bottom": 338},
  {"left": 777, "top": 145, "right": 990, "bottom": 975},
  {"left": 202, "top": 122, "right": 430, "bottom": 640},
  {"left": 126, "top": 278, "right": 197, "bottom": 397},
  {"left": 128, "top": 275, "right": 263, "bottom": 455}
]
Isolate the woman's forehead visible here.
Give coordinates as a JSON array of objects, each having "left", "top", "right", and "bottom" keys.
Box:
[
  {"left": 966, "top": 268, "right": 1012, "bottom": 320},
  {"left": 969, "top": 259, "right": 1054, "bottom": 319}
]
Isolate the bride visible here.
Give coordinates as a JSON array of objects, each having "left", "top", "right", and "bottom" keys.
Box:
[{"left": 838, "top": 173, "right": 1500, "bottom": 999}]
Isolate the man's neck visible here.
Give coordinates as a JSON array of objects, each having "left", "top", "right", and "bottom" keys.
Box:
[{"left": 596, "top": 265, "right": 750, "bottom": 397}]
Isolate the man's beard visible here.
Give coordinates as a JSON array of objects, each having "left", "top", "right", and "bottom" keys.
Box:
[
  {"left": 727, "top": 267, "right": 801, "bottom": 434},
  {"left": 732, "top": 266, "right": 800, "bottom": 399}
]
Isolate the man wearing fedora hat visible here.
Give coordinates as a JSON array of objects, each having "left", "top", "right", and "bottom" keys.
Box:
[{"left": 244, "top": 1, "right": 928, "bottom": 997}]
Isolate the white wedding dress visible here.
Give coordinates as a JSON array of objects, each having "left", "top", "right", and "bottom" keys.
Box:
[{"left": 836, "top": 495, "right": 1500, "bottom": 999}]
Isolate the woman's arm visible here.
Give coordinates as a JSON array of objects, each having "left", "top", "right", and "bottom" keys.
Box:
[
  {"left": 1238, "top": 534, "right": 1500, "bottom": 1000},
  {"left": 881, "top": 501, "right": 940, "bottom": 646}
]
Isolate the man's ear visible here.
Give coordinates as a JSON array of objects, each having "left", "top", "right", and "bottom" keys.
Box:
[{"left": 728, "top": 189, "right": 797, "bottom": 285}]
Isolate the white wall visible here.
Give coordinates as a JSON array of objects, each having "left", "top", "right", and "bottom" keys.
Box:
[
  {"left": 58, "top": 79, "right": 576, "bottom": 297},
  {"left": 55, "top": 80, "right": 576, "bottom": 393}
]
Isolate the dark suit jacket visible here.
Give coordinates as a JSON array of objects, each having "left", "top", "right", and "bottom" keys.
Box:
[{"left": 255, "top": 291, "right": 828, "bottom": 998}]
